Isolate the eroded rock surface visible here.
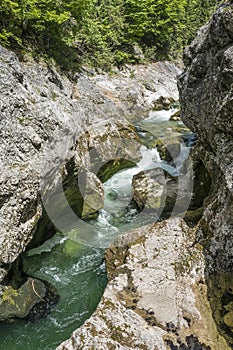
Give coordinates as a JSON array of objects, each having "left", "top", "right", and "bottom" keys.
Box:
[
  {"left": 0, "top": 44, "right": 180, "bottom": 318},
  {"left": 57, "top": 3, "right": 233, "bottom": 349},
  {"left": 57, "top": 218, "right": 228, "bottom": 350},
  {"left": 178, "top": 2, "right": 233, "bottom": 344},
  {"left": 91, "top": 62, "right": 180, "bottom": 122},
  {"left": 178, "top": 2, "right": 233, "bottom": 272}
]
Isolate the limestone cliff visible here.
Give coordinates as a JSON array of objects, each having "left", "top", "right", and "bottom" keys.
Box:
[
  {"left": 0, "top": 45, "right": 179, "bottom": 318},
  {"left": 57, "top": 3, "right": 233, "bottom": 349},
  {"left": 178, "top": 2, "right": 233, "bottom": 272}
]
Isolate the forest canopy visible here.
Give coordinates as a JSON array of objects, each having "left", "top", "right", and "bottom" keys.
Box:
[{"left": 0, "top": 0, "right": 221, "bottom": 69}]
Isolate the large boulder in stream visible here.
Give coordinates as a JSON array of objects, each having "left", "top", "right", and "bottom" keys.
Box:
[
  {"left": 131, "top": 152, "right": 211, "bottom": 221},
  {"left": 0, "top": 277, "right": 58, "bottom": 321},
  {"left": 131, "top": 168, "right": 194, "bottom": 217}
]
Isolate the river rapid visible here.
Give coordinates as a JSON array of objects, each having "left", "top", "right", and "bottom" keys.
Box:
[{"left": 0, "top": 109, "right": 192, "bottom": 350}]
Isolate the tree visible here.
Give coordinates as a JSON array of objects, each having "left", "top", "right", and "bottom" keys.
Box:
[{"left": 0, "top": 0, "right": 223, "bottom": 69}]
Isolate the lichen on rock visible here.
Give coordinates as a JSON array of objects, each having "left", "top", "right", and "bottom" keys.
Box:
[
  {"left": 178, "top": 1, "right": 233, "bottom": 274},
  {"left": 0, "top": 277, "right": 58, "bottom": 321},
  {"left": 57, "top": 218, "right": 229, "bottom": 350},
  {"left": 178, "top": 1, "right": 233, "bottom": 346}
]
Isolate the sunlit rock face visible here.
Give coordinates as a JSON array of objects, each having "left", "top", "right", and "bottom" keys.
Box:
[
  {"left": 0, "top": 45, "right": 125, "bottom": 269},
  {"left": 0, "top": 44, "right": 180, "bottom": 271},
  {"left": 0, "top": 41, "right": 180, "bottom": 321},
  {"left": 57, "top": 218, "right": 229, "bottom": 350},
  {"left": 178, "top": 2, "right": 233, "bottom": 272},
  {"left": 57, "top": 4, "right": 233, "bottom": 349}
]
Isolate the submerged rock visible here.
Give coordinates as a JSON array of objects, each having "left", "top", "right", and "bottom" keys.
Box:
[
  {"left": 0, "top": 277, "right": 58, "bottom": 321},
  {"left": 106, "top": 189, "right": 118, "bottom": 201}
]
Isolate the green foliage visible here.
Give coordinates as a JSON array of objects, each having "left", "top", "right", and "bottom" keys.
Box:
[
  {"left": 0, "top": 0, "right": 223, "bottom": 69},
  {"left": 183, "top": 0, "right": 222, "bottom": 45},
  {"left": 1, "top": 286, "right": 19, "bottom": 306}
]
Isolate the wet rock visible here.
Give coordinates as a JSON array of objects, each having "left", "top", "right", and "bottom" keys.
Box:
[
  {"left": 169, "top": 109, "right": 181, "bottom": 121},
  {"left": 156, "top": 138, "right": 181, "bottom": 162},
  {"left": 78, "top": 170, "right": 104, "bottom": 220},
  {"left": 152, "top": 95, "right": 175, "bottom": 111},
  {"left": 190, "top": 148, "right": 212, "bottom": 211},
  {"left": 224, "top": 311, "right": 233, "bottom": 330},
  {"left": 0, "top": 277, "right": 58, "bottom": 320},
  {"left": 206, "top": 271, "right": 233, "bottom": 347},
  {"left": 183, "top": 207, "right": 204, "bottom": 227},
  {"left": 181, "top": 134, "right": 198, "bottom": 148},
  {"left": 132, "top": 168, "right": 166, "bottom": 212}
]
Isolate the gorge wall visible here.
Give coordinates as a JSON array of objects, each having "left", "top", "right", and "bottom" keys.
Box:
[
  {"left": 0, "top": 44, "right": 179, "bottom": 318},
  {"left": 58, "top": 2, "right": 233, "bottom": 349},
  {"left": 178, "top": 1, "right": 233, "bottom": 272},
  {"left": 0, "top": 1, "right": 232, "bottom": 348}
]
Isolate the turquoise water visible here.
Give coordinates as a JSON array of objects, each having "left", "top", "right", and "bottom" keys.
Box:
[
  {"left": 0, "top": 241, "right": 107, "bottom": 350},
  {"left": 0, "top": 110, "right": 191, "bottom": 350}
]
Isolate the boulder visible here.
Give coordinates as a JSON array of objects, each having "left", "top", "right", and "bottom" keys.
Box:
[
  {"left": 57, "top": 218, "right": 228, "bottom": 350},
  {"left": 131, "top": 167, "right": 196, "bottom": 219},
  {"left": 156, "top": 138, "right": 181, "bottom": 162},
  {"left": 169, "top": 109, "right": 181, "bottom": 121},
  {"left": 132, "top": 168, "right": 166, "bottom": 212},
  {"left": 0, "top": 277, "right": 58, "bottom": 321}
]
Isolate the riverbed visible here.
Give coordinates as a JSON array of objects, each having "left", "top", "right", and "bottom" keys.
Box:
[{"left": 0, "top": 109, "right": 192, "bottom": 350}]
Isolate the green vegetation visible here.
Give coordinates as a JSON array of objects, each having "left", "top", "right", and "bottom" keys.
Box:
[
  {"left": 0, "top": 0, "right": 222, "bottom": 70},
  {"left": 1, "top": 286, "right": 19, "bottom": 306}
]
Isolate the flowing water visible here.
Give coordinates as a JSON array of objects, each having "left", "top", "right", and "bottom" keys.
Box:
[{"left": 0, "top": 109, "right": 192, "bottom": 350}]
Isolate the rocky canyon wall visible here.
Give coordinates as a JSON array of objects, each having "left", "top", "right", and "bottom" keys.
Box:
[
  {"left": 58, "top": 3, "right": 233, "bottom": 349},
  {"left": 1, "top": 1, "right": 233, "bottom": 347},
  {"left": 0, "top": 44, "right": 179, "bottom": 318},
  {"left": 178, "top": 1, "right": 233, "bottom": 272}
]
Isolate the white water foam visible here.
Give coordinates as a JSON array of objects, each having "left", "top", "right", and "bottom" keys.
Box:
[{"left": 145, "top": 108, "right": 179, "bottom": 122}]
